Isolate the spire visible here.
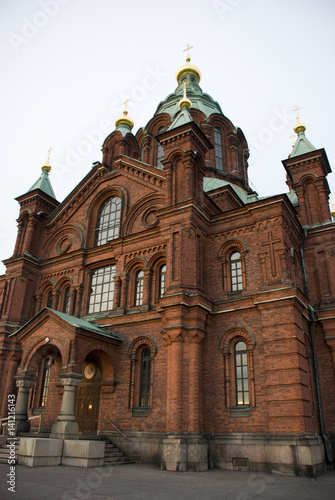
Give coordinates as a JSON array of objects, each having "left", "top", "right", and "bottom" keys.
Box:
[
  {"left": 290, "top": 107, "right": 316, "bottom": 158},
  {"left": 115, "top": 98, "right": 134, "bottom": 136},
  {"left": 28, "top": 147, "right": 56, "bottom": 199},
  {"left": 176, "top": 44, "right": 202, "bottom": 84}
]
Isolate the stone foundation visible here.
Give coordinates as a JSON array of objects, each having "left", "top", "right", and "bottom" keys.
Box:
[
  {"left": 18, "top": 438, "right": 63, "bottom": 467},
  {"left": 62, "top": 440, "right": 104, "bottom": 467},
  {"left": 208, "top": 433, "right": 325, "bottom": 477},
  {"left": 17, "top": 438, "right": 105, "bottom": 468}
]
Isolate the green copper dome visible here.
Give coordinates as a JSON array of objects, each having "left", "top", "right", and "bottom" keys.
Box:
[{"left": 154, "top": 77, "right": 223, "bottom": 119}]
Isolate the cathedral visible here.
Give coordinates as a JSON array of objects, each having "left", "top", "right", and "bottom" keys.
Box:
[{"left": 0, "top": 52, "right": 334, "bottom": 475}]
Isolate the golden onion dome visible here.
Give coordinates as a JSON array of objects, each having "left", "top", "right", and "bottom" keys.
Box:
[
  {"left": 115, "top": 109, "right": 134, "bottom": 130},
  {"left": 176, "top": 56, "right": 201, "bottom": 84}
]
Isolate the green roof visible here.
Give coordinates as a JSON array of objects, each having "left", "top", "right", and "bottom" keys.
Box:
[
  {"left": 11, "top": 308, "right": 122, "bottom": 341},
  {"left": 203, "top": 177, "right": 251, "bottom": 204},
  {"left": 168, "top": 105, "right": 194, "bottom": 130},
  {"left": 154, "top": 78, "right": 223, "bottom": 120},
  {"left": 28, "top": 170, "right": 56, "bottom": 199},
  {"left": 290, "top": 129, "right": 316, "bottom": 157}
]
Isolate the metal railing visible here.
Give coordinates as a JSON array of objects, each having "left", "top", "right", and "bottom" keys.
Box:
[
  {"left": 0, "top": 417, "right": 8, "bottom": 435},
  {"left": 28, "top": 414, "right": 42, "bottom": 433},
  {"left": 104, "top": 416, "right": 129, "bottom": 441}
]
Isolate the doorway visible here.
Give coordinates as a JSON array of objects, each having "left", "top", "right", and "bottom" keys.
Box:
[{"left": 75, "top": 361, "right": 101, "bottom": 434}]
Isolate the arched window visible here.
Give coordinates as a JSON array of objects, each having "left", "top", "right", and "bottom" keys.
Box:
[
  {"left": 235, "top": 341, "right": 249, "bottom": 405},
  {"left": 88, "top": 265, "right": 116, "bottom": 314},
  {"left": 230, "top": 251, "right": 243, "bottom": 291},
  {"left": 156, "top": 126, "right": 165, "bottom": 170},
  {"left": 140, "top": 348, "right": 151, "bottom": 407},
  {"left": 46, "top": 290, "right": 53, "bottom": 308},
  {"left": 135, "top": 270, "right": 144, "bottom": 306},
  {"left": 39, "top": 358, "right": 53, "bottom": 407},
  {"left": 214, "top": 126, "right": 223, "bottom": 171},
  {"left": 159, "top": 264, "right": 166, "bottom": 297},
  {"left": 63, "top": 287, "right": 71, "bottom": 314},
  {"left": 220, "top": 328, "right": 256, "bottom": 412},
  {"left": 95, "top": 196, "right": 121, "bottom": 246}
]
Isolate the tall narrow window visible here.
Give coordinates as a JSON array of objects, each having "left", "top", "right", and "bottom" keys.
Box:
[
  {"left": 63, "top": 287, "right": 71, "bottom": 314},
  {"left": 231, "top": 251, "right": 243, "bottom": 291},
  {"left": 140, "top": 348, "right": 151, "bottom": 407},
  {"left": 95, "top": 196, "right": 121, "bottom": 246},
  {"left": 39, "top": 358, "right": 52, "bottom": 407},
  {"left": 135, "top": 270, "right": 144, "bottom": 306},
  {"left": 46, "top": 290, "right": 53, "bottom": 308},
  {"left": 88, "top": 265, "right": 116, "bottom": 314},
  {"left": 156, "top": 126, "right": 165, "bottom": 170},
  {"left": 159, "top": 264, "right": 166, "bottom": 297},
  {"left": 214, "top": 126, "right": 223, "bottom": 171},
  {"left": 235, "top": 341, "right": 249, "bottom": 405}
]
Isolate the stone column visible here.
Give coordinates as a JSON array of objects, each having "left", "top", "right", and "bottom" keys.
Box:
[
  {"left": 162, "top": 330, "right": 187, "bottom": 471},
  {"left": 120, "top": 274, "right": 129, "bottom": 310},
  {"left": 22, "top": 215, "right": 38, "bottom": 254},
  {"left": 50, "top": 372, "right": 83, "bottom": 439},
  {"left": 13, "top": 220, "right": 24, "bottom": 255},
  {"left": 113, "top": 276, "right": 121, "bottom": 310},
  {"left": 143, "top": 269, "right": 152, "bottom": 307},
  {"left": 69, "top": 287, "right": 76, "bottom": 316},
  {"left": 14, "top": 375, "right": 36, "bottom": 434},
  {"left": 34, "top": 293, "right": 43, "bottom": 315},
  {"left": 74, "top": 285, "right": 83, "bottom": 317}
]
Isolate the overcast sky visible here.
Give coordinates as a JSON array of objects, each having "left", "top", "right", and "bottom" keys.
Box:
[{"left": 1, "top": 0, "right": 335, "bottom": 274}]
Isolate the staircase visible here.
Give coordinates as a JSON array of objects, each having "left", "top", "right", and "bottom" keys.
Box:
[
  {"left": 0, "top": 437, "right": 20, "bottom": 464},
  {"left": 103, "top": 439, "right": 132, "bottom": 465}
]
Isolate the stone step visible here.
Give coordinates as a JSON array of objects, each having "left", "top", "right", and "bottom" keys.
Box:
[
  {"left": 0, "top": 438, "right": 20, "bottom": 464},
  {"left": 104, "top": 456, "right": 130, "bottom": 463}
]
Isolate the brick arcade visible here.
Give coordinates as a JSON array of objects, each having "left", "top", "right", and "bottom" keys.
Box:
[{"left": 0, "top": 54, "right": 335, "bottom": 474}]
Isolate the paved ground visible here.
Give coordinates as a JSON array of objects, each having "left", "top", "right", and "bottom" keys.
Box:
[{"left": 0, "top": 463, "right": 335, "bottom": 500}]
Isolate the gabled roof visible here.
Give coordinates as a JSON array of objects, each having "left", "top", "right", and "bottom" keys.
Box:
[
  {"left": 168, "top": 105, "right": 194, "bottom": 130},
  {"left": 290, "top": 129, "right": 316, "bottom": 158},
  {"left": 28, "top": 170, "right": 57, "bottom": 199},
  {"left": 10, "top": 307, "right": 122, "bottom": 341}
]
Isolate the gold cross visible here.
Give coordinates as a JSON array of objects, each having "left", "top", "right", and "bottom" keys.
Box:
[
  {"left": 293, "top": 106, "right": 300, "bottom": 119},
  {"left": 47, "top": 146, "right": 52, "bottom": 162},
  {"left": 124, "top": 98, "right": 130, "bottom": 113},
  {"left": 183, "top": 44, "right": 194, "bottom": 60}
]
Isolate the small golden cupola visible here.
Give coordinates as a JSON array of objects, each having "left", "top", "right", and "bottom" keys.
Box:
[{"left": 115, "top": 98, "right": 134, "bottom": 135}]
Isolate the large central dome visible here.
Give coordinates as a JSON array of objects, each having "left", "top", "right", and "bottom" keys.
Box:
[{"left": 154, "top": 57, "right": 223, "bottom": 119}]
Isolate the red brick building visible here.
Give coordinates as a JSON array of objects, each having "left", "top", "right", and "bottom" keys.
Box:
[{"left": 0, "top": 56, "right": 335, "bottom": 474}]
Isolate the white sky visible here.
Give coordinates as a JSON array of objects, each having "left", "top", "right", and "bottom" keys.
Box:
[{"left": 1, "top": 0, "right": 335, "bottom": 274}]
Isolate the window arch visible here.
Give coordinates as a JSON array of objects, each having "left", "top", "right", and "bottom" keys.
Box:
[
  {"left": 140, "top": 348, "right": 151, "bottom": 407},
  {"left": 220, "top": 328, "right": 256, "bottom": 412},
  {"left": 46, "top": 290, "right": 53, "bottom": 309},
  {"left": 214, "top": 126, "right": 223, "bottom": 171},
  {"left": 156, "top": 126, "right": 165, "bottom": 170},
  {"left": 95, "top": 196, "right": 121, "bottom": 246},
  {"left": 39, "top": 357, "right": 54, "bottom": 407},
  {"left": 63, "top": 286, "right": 71, "bottom": 314},
  {"left": 230, "top": 251, "right": 243, "bottom": 292},
  {"left": 128, "top": 336, "right": 157, "bottom": 413},
  {"left": 220, "top": 241, "right": 247, "bottom": 294},
  {"left": 159, "top": 264, "right": 166, "bottom": 297},
  {"left": 235, "top": 341, "right": 249, "bottom": 405},
  {"left": 135, "top": 270, "right": 144, "bottom": 306}
]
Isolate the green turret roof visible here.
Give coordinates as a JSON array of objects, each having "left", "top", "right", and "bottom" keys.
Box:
[
  {"left": 290, "top": 126, "right": 316, "bottom": 158},
  {"left": 168, "top": 104, "right": 194, "bottom": 130},
  {"left": 28, "top": 169, "right": 56, "bottom": 199}
]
